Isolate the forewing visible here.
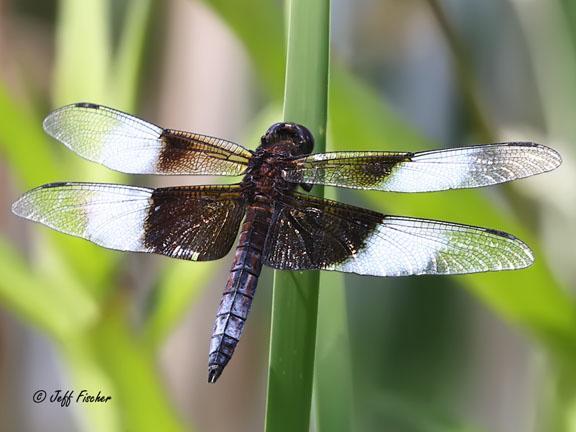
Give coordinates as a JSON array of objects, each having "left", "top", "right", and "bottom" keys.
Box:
[
  {"left": 44, "top": 103, "right": 252, "bottom": 175},
  {"left": 263, "top": 193, "right": 533, "bottom": 276},
  {"left": 12, "top": 183, "right": 246, "bottom": 261},
  {"left": 282, "top": 143, "right": 561, "bottom": 192}
]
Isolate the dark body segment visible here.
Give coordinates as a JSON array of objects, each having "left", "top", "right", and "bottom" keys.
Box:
[
  {"left": 208, "top": 123, "right": 315, "bottom": 383},
  {"left": 208, "top": 201, "right": 272, "bottom": 382}
]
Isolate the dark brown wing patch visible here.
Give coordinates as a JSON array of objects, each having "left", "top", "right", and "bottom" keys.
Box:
[
  {"left": 158, "top": 129, "right": 253, "bottom": 175},
  {"left": 282, "top": 152, "right": 411, "bottom": 190},
  {"left": 263, "top": 193, "right": 382, "bottom": 270},
  {"left": 145, "top": 185, "right": 246, "bottom": 261}
]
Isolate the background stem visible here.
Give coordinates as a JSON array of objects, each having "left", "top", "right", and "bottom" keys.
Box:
[
  {"left": 425, "top": 0, "right": 494, "bottom": 142},
  {"left": 265, "top": 0, "right": 330, "bottom": 430}
]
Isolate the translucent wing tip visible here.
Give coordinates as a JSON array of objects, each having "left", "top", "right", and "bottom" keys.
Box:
[
  {"left": 43, "top": 106, "right": 65, "bottom": 139},
  {"left": 42, "top": 109, "right": 57, "bottom": 137},
  {"left": 513, "top": 142, "right": 563, "bottom": 172},
  {"left": 11, "top": 195, "right": 27, "bottom": 218},
  {"left": 11, "top": 183, "right": 67, "bottom": 220},
  {"left": 545, "top": 145, "right": 562, "bottom": 170},
  {"left": 484, "top": 227, "right": 535, "bottom": 271},
  {"left": 42, "top": 102, "right": 102, "bottom": 137},
  {"left": 11, "top": 188, "right": 39, "bottom": 219}
]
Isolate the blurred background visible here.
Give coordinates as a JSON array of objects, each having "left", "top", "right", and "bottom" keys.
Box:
[{"left": 0, "top": 0, "right": 575, "bottom": 431}]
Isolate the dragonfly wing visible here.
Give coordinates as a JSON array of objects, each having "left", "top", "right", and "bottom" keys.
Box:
[
  {"left": 44, "top": 103, "right": 252, "bottom": 175},
  {"left": 282, "top": 143, "right": 561, "bottom": 192},
  {"left": 12, "top": 182, "right": 246, "bottom": 261},
  {"left": 263, "top": 193, "right": 533, "bottom": 276}
]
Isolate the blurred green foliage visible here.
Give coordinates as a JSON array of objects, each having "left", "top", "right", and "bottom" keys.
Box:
[
  {"left": 0, "top": 0, "right": 574, "bottom": 431},
  {"left": 1, "top": 1, "right": 187, "bottom": 430}
]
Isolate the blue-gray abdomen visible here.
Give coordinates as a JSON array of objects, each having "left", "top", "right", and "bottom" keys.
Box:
[{"left": 208, "top": 200, "right": 272, "bottom": 382}]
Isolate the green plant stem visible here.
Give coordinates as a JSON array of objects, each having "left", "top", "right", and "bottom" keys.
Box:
[
  {"left": 314, "top": 271, "right": 353, "bottom": 432},
  {"left": 265, "top": 0, "right": 330, "bottom": 430}
]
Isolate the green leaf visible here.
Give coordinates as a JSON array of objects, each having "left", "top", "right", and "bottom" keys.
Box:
[
  {"left": 90, "top": 303, "right": 188, "bottom": 432},
  {"left": 143, "top": 260, "right": 222, "bottom": 348},
  {"left": 367, "top": 392, "right": 487, "bottom": 432},
  {"left": 63, "top": 337, "right": 123, "bottom": 432},
  {"left": 0, "top": 84, "right": 60, "bottom": 187},
  {"left": 0, "top": 237, "right": 97, "bottom": 341}
]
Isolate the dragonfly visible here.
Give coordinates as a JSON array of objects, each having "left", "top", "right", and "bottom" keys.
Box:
[{"left": 12, "top": 103, "right": 561, "bottom": 383}]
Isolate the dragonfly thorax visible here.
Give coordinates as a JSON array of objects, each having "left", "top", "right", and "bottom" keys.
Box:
[{"left": 258, "top": 122, "right": 314, "bottom": 158}]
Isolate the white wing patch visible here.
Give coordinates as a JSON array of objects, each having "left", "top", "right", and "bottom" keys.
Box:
[
  {"left": 329, "top": 217, "right": 534, "bottom": 276},
  {"left": 381, "top": 144, "right": 562, "bottom": 192},
  {"left": 44, "top": 103, "right": 163, "bottom": 174},
  {"left": 12, "top": 183, "right": 152, "bottom": 252}
]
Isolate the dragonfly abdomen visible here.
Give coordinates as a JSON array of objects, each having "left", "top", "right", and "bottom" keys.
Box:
[{"left": 208, "top": 203, "right": 271, "bottom": 383}]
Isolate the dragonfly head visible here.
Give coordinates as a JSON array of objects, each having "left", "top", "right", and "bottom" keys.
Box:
[{"left": 261, "top": 122, "right": 314, "bottom": 157}]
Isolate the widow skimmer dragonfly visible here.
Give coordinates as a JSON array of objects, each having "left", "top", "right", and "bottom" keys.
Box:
[{"left": 12, "top": 103, "right": 561, "bottom": 383}]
